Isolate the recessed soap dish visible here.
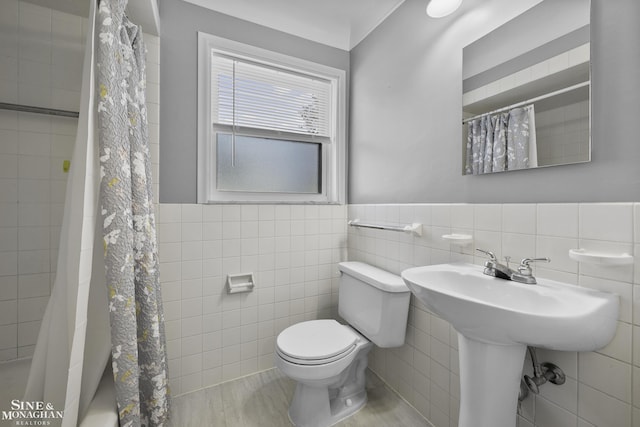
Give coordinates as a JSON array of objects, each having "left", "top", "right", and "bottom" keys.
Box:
[
  {"left": 442, "top": 234, "right": 473, "bottom": 246},
  {"left": 226, "top": 273, "right": 255, "bottom": 294},
  {"left": 568, "top": 249, "right": 634, "bottom": 266}
]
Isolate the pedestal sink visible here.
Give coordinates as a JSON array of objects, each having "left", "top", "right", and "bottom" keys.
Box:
[{"left": 401, "top": 263, "right": 619, "bottom": 427}]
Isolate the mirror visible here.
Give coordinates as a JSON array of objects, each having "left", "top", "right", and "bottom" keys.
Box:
[{"left": 462, "top": 0, "right": 591, "bottom": 175}]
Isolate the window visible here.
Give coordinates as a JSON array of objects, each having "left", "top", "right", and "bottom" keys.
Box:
[{"left": 197, "top": 33, "right": 346, "bottom": 203}]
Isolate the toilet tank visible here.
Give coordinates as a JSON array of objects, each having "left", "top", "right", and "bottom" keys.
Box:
[{"left": 338, "top": 262, "right": 411, "bottom": 348}]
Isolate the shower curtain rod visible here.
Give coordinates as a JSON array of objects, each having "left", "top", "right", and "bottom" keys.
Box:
[
  {"left": 462, "top": 81, "right": 589, "bottom": 124},
  {"left": 0, "top": 102, "right": 80, "bottom": 118}
]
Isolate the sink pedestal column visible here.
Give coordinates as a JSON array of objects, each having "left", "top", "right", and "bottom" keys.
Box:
[{"left": 457, "top": 334, "right": 526, "bottom": 427}]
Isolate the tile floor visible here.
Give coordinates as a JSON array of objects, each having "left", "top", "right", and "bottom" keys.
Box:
[{"left": 168, "top": 368, "right": 432, "bottom": 427}]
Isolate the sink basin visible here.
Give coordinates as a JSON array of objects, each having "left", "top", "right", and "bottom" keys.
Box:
[
  {"left": 401, "top": 263, "right": 619, "bottom": 427},
  {"left": 401, "top": 262, "right": 619, "bottom": 351}
]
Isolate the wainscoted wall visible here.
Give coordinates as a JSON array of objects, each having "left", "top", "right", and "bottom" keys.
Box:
[
  {"left": 348, "top": 202, "right": 640, "bottom": 427},
  {"left": 157, "top": 204, "right": 347, "bottom": 395}
]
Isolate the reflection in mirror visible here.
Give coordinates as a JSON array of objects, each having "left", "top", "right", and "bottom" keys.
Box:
[{"left": 462, "top": 0, "right": 591, "bottom": 175}]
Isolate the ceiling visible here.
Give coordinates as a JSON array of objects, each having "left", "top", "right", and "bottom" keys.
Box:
[
  {"left": 181, "top": 0, "right": 406, "bottom": 51},
  {"left": 23, "top": 0, "right": 404, "bottom": 50}
]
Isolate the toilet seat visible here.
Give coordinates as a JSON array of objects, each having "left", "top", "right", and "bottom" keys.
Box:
[{"left": 276, "top": 320, "right": 360, "bottom": 365}]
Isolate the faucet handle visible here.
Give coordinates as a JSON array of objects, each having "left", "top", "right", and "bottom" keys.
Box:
[
  {"left": 518, "top": 257, "right": 550, "bottom": 275},
  {"left": 476, "top": 248, "right": 497, "bottom": 261},
  {"left": 520, "top": 257, "right": 551, "bottom": 267}
]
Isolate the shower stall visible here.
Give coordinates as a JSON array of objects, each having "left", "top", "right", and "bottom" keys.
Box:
[{"left": 0, "top": 0, "right": 163, "bottom": 425}]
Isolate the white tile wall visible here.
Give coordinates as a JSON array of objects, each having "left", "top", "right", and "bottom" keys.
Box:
[
  {"left": 157, "top": 203, "right": 347, "bottom": 395},
  {"left": 0, "top": 0, "right": 86, "bottom": 360},
  {"left": 348, "top": 203, "right": 639, "bottom": 427}
]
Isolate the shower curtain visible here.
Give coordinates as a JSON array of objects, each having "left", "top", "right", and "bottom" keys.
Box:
[
  {"left": 96, "top": 0, "right": 170, "bottom": 425},
  {"left": 24, "top": 0, "right": 169, "bottom": 425},
  {"left": 465, "top": 104, "right": 537, "bottom": 174}
]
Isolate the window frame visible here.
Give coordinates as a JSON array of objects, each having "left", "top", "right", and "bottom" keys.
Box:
[{"left": 197, "top": 32, "right": 346, "bottom": 204}]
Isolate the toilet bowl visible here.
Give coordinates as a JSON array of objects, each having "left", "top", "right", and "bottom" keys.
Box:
[
  {"left": 275, "top": 319, "right": 374, "bottom": 427},
  {"left": 275, "top": 262, "right": 411, "bottom": 427}
]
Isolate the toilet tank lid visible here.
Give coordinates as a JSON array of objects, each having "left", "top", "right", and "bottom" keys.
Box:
[{"left": 338, "top": 262, "right": 409, "bottom": 293}]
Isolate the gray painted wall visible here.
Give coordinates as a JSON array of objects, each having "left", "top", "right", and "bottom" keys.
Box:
[
  {"left": 158, "top": 0, "right": 350, "bottom": 203},
  {"left": 349, "top": 0, "right": 640, "bottom": 203}
]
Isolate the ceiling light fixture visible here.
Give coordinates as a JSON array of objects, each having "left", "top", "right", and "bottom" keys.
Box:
[{"left": 426, "top": 0, "right": 463, "bottom": 18}]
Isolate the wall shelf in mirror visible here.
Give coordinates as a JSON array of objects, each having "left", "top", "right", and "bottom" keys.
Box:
[
  {"left": 568, "top": 249, "right": 634, "bottom": 266},
  {"left": 462, "top": 81, "right": 589, "bottom": 125}
]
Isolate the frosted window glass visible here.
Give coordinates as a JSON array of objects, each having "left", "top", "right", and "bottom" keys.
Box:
[{"left": 216, "top": 134, "right": 320, "bottom": 193}]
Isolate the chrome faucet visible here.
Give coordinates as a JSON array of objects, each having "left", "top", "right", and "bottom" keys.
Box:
[
  {"left": 476, "top": 249, "right": 550, "bottom": 285},
  {"left": 476, "top": 249, "right": 514, "bottom": 280},
  {"left": 510, "top": 257, "right": 550, "bottom": 284}
]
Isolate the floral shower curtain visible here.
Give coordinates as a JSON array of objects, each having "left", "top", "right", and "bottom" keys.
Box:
[
  {"left": 465, "top": 105, "right": 537, "bottom": 174},
  {"left": 96, "top": 0, "right": 170, "bottom": 425}
]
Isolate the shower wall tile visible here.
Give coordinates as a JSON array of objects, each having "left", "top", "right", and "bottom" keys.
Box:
[
  {"left": 0, "top": 155, "right": 18, "bottom": 178},
  {"left": 349, "top": 202, "right": 640, "bottom": 427},
  {"left": 0, "top": 253, "right": 18, "bottom": 278},
  {"left": 17, "top": 296, "right": 48, "bottom": 323},
  {"left": 0, "top": 129, "right": 18, "bottom": 154},
  {"left": 0, "top": 228, "right": 17, "bottom": 252},
  {"left": 0, "top": 325, "right": 17, "bottom": 351},
  {"left": 0, "top": 179, "right": 17, "bottom": 203},
  {"left": 0, "top": 300, "right": 17, "bottom": 325},
  {"left": 18, "top": 273, "right": 50, "bottom": 299},
  {"left": 17, "top": 319, "right": 39, "bottom": 347},
  {"left": 0, "top": 276, "right": 17, "bottom": 301},
  {"left": 0, "top": 0, "right": 98, "bottom": 361}
]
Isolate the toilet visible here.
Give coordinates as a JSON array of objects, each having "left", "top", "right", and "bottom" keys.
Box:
[{"left": 275, "top": 261, "right": 411, "bottom": 427}]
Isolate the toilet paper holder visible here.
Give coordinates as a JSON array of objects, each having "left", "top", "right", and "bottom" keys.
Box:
[{"left": 226, "top": 272, "right": 255, "bottom": 294}]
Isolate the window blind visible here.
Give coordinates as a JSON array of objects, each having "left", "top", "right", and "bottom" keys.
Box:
[{"left": 211, "top": 53, "right": 332, "bottom": 138}]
